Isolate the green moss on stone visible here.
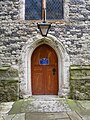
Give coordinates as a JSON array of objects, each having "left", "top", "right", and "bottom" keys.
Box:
[
  {"left": 9, "top": 99, "right": 33, "bottom": 114},
  {"left": 70, "top": 65, "right": 90, "bottom": 100},
  {"left": 0, "top": 66, "right": 19, "bottom": 102},
  {"left": 70, "top": 65, "right": 90, "bottom": 70},
  {"left": 0, "top": 67, "right": 10, "bottom": 71},
  {"left": 9, "top": 100, "right": 24, "bottom": 114}
]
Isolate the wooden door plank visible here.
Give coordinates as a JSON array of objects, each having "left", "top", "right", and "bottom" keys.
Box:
[
  {"left": 31, "top": 44, "right": 58, "bottom": 95},
  {"left": 32, "top": 66, "right": 44, "bottom": 95}
]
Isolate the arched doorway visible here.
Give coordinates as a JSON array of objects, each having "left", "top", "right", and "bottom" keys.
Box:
[
  {"left": 31, "top": 44, "right": 58, "bottom": 95},
  {"left": 20, "top": 35, "right": 70, "bottom": 97}
]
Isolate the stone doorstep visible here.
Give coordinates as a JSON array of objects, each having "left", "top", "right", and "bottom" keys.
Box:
[
  {"left": 25, "top": 95, "right": 65, "bottom": 101},
  {"left": 19, "top": 98, "right": 71, "bottom": 112},
  {"left": 8, "top": 96, "right": 71, "bottom": 113}
]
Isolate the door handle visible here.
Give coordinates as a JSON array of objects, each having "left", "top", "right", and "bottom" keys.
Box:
[{"left": 52, "top": 68, "right": 56, "bottom": 75}]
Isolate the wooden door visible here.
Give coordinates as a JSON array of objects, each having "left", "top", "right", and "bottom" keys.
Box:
[{"left": 31, "top": 44, "right": 58, "bottom": 95}]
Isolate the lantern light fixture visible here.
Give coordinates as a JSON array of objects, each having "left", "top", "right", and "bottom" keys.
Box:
[{"left": 37, "top": 0, "right": 51, "bottom": 36}]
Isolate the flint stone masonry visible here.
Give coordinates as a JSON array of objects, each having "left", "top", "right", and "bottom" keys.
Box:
[
  {"left": 0, "top": 66, "right": 19, "bottom": 102},
  {"left": 70, "top": 65, "right": 90, "bottom": 100},
  {"left": 0, "top": 0, "right": 90, "bottom": 99}
]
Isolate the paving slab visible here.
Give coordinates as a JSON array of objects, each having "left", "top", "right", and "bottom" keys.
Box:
[
  {"left": 25, "top": 112, "right": 70, "bottom": 120},
  {"left": 2, "top": 113, "right": 25, "bottom": 120},
  {"left": 55, "top": 119, "right": 70, "bottom": 120},
  {"left": 0, "top": 115, "right": 4, "bottom": 120},
  {"left": 55, "top": 118, "right": 70, "bottom": 120},
  {"left": 79, "top": 101, "right": 90, "bottom": 110},
  {"left": 0, "top": 102, "right": 14, "bottom": 116},
  {"left": 2, "top": 112, "right": 84, "bottom": 120},
  {"left": 67, "top": 111, "right": 83, "bottom": 120},
  {"left": 51, "top": 112, "right": 69, "bottom": 119}
]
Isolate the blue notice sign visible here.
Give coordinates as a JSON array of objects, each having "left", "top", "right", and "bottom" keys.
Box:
[{"left": 40, "top": 58, "right": 49, "bottom": 65}]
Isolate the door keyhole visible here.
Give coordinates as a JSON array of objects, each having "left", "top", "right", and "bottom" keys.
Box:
[{"left": 52, "top": 68, "right": 56, "bottom": 75}]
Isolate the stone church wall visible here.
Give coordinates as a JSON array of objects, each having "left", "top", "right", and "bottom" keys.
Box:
[
  {"left": 0, "top": 66, "right": 19, "bottom": 102},
  {"left": 0, "top": 0, "right": 90, "bottom": 66},
  {"left": 70, "top": 65, "right": 90, "bottom": 100},
  {"left": 0, "top": 0, "right": 90, "bottom": 100}
]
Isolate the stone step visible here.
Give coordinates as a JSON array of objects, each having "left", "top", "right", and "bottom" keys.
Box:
[{"left": 9, "top": 96, "right": 71, "bottom": 113}]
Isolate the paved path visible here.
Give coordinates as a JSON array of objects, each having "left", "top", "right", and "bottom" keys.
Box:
[
  {"left": 1, "top": 112, "right": 83, "bottom": 120},
  {"left": 0, "top": 96, "right": 90, "bottom": 120}
]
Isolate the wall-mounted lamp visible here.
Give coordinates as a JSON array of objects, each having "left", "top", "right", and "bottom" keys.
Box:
[{"left": 37, "top": 0, "right": 51, "bottom": 36}]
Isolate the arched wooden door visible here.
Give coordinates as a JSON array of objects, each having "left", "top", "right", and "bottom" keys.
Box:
[{"left": 31, "top": 44, "right": 58, "bottom": 95}]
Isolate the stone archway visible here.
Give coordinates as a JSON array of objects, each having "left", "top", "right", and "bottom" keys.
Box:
[{"left": 20, "top": 35, "right": 70, "bottom": 98}]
